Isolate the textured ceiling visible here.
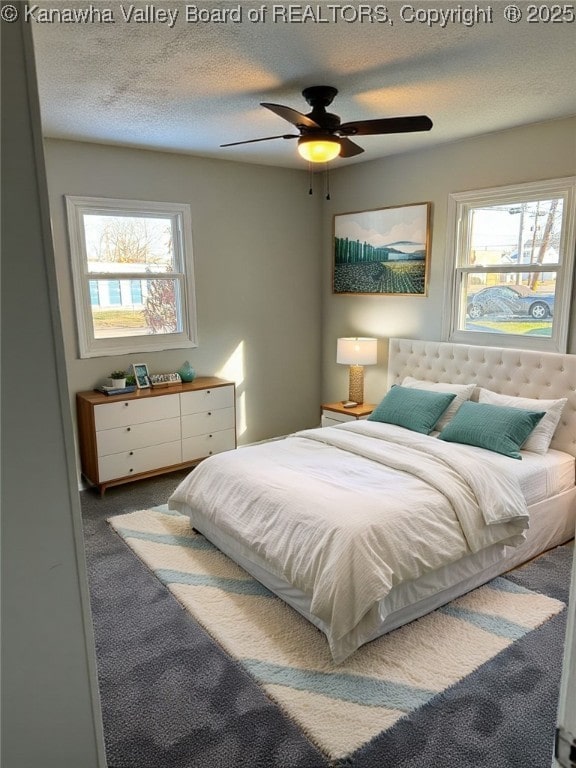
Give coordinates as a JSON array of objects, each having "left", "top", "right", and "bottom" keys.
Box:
[{"left": 31, "top": 1, "right": 576, "bottom": 169}]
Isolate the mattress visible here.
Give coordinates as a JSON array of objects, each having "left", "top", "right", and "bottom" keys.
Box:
[
  {"left": 412, "top": 437, "right": 575, "bottom": 506},
  {"left": 173, "top": 482, "right": 575, "bottom": 663},
  {"left": 169, "top": 421, "right": 575, "bottom": 661}
]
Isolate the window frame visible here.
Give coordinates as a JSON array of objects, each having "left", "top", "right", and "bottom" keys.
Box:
[
  {"left": 443, "top": 177, "right": 576, "bottom": 353},
  {"left": 66, "top": 196, "right": 198, "bottom": 358}
]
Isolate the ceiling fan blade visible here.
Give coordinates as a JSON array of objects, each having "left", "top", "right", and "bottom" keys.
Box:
[
  {"left": 220, "top": 134, "right": 298, "bottom": 147},
  {"left": 338, "top": 138, "right": 365, "bottom": 158},
  {"left": 261, "top": 102, "right": 320, "bottom": 129},
  {"left": 339, "top": 115, "right": 433, "bottom": 136}
]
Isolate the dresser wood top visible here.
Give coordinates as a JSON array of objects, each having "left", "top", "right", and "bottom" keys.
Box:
[{"left": 77, "top": 376, "right": 234, "bottom": 406}]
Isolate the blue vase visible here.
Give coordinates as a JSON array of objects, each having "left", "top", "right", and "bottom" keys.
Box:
[{"left": 177, "top": 361, "right": 196, "bottom": 382}]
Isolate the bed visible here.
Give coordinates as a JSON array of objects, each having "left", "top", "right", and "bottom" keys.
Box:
[{"left": 168, "top": 338, "right": 576, "bottom": 662}]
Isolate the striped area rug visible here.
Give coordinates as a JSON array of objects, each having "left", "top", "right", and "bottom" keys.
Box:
[{"left": 109, "top": 506, "right": 565, "bottom": 760}]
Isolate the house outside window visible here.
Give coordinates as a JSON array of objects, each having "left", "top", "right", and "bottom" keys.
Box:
[
  {"left": 66, "top": 196, "right": 197, "bottom": 358},
  {"left": 443, "top": 177, "right": 576, "bottom": 352}
]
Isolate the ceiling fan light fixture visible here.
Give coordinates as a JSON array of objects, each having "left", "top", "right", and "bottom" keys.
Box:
[
  {"left": 297, "top": 135, "right": 341, "bottom": 163},
  {"left": 224, "top": 87, "right": 432, "bottom": 162}
]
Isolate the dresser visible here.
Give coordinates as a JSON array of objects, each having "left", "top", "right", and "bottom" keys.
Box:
[{"left": 76, "top": 377, "right": 236, "bottom": 494}]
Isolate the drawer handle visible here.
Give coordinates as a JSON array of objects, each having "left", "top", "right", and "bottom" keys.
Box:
[
  {"left": 124, "top": 402, "right": 129, "bottom": 407},
  {"left": 207, "top": 390, "right": 211, "bottom": 394},
  {"left": 126, "top": 427, "right": 131, "bottom": 432},
  {"left": 129, "top": 451, "right": 134, "bottom": 456},
  {"left": 129, "top": 468, "right": 134, "bottom": 472},
  {"left": 209, "top": 434, "right": 213, "bottom": 438},
  {"left": 208, "top": 451, "right": 213, "bottom": 455},
  {"left": 208, "top": 412, "right": 212, "bottom": 416}
]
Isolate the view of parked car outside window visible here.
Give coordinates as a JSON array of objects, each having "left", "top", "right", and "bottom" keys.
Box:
[{"left": 463, "top": 198, "right": 561, "bottom": 338}]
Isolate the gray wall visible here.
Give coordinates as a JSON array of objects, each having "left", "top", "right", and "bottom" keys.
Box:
[
  {"left": 1, "top": 21, "right": 105, "bottom": 768},
  {"left": 321, "top": 117, "right": 576, "bottom": 406},
  {"left": 45, "top": 120, "right": 576, "bottom": 478},
  {"left": 43, "top": 139, "right": 323, "bottom": 474}
]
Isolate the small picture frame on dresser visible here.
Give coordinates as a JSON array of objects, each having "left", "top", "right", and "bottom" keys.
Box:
[{"left": 132, "top": 362, "right": 150, "bottom": 389}]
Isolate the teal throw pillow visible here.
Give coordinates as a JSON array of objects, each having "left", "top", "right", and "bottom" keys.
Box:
[
  {"left": 368, "top": 385, "right": 456, "bottom": 434},
  {"left": 439, "top": 401, "right": 545, "bottom": 459}
]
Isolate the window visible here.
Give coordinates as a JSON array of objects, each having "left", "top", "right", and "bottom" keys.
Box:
[
  {"left": 130, "top": 280, "right": 143, "bottom": 305},
  {"left": 89, "top": 280, "right": 100, "bottom": 307},
  {"left": 66, "top": 196, "right": 197, "bottom": 358},
  {"left": 444, "top": 177, "right": 576, "bottom": 352},
  {"left": 108, "top": 280, "right": 121, "bottom": 306}
]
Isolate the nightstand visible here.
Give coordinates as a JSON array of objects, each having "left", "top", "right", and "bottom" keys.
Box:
[{"left": 321, "top": 401, "right": 375, "bottom": 427}]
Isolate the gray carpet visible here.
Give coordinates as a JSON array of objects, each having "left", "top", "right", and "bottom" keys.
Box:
[{"left": 81, "top": 471, "right": 573, "bottom": 768}]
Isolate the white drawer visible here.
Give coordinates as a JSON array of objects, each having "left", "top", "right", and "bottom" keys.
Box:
[
  {"left": 98, "top": 440, "right": 182, "bottom": 483},
  {"left": 321, "top": 411, "right": 370, "bottom": 426},
  {"left": 321, "top": 415, "right": 344, "bottom": 427},
  {"left": 96, "top": 417, "right": 181, "bottom": 457},
  {"left": 180, "top": 385, "right": 234, "bottom": 416},
  {"left": 181, "top": 407, "right": 235, "bottom": 438},
  {"left": 182, "top": 429, "right": 236, "bottom": 462},
  {"left": 94, "top": 394, "right": 180, "bottom": 430}
]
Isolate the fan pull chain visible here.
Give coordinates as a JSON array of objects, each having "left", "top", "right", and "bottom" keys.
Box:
[{"left": 305, "top": 164, "right": 333, "bottom": 199}]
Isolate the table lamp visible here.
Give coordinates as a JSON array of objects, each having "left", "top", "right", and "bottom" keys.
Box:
[{"left": 336, "top": 337, "right": 378, "bottom": 404}]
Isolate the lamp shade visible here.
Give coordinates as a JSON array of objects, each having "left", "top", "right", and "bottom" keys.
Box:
[
  {"left": 337, "top": 337, "right": 378, "bottom": 366},
  {"left": 298, "top": 135, "right": 341, "bottom": 163}
]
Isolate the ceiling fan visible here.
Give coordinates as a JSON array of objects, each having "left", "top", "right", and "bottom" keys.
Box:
[{"left": 221, "top": 86, "right": 433, "bottom": 163}]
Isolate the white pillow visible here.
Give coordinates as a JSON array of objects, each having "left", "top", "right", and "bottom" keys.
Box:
[
  {"left": 401, "top": 377, "right": 476, "bottom": 431},
  {"left": 477, "top": 389, "right": 567, "bottom": 454}
]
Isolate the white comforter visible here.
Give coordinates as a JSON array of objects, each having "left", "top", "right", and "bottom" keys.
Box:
[{"left": 169, "top": 421, "right": 529, "bottom": 660}]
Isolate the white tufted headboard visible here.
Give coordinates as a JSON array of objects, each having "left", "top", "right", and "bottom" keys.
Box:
[{"left": 388, "top": 338, "right": 576, "bottom": 458}]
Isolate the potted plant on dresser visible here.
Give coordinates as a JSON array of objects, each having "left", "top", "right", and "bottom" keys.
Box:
[{"left": 109, "top": 370, "right": 126, "bottom": 388}]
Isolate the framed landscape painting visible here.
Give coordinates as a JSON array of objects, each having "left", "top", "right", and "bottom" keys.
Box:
[{"left": 333, "top": 202, "right": 431, "bottom": 295}]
